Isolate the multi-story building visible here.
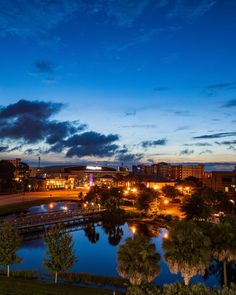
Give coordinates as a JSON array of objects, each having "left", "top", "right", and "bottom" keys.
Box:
[
  {"left": 171, "top": 164, "right": 204, "bottom": 180},
  {"left": 204, "top": 170, "right": 236, "bottom": 196}
]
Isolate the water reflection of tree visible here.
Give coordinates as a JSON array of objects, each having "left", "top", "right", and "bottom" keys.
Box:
[
  {"left": 208, "top": 221, "right": 236, "bottom": 285},
  {"left": 132, "top": 223, "right": 160, "bottom": 238},
  {"left": 205, "top": 259, "right": 236, "bottom": 287},
  {"left": 102, "top": 220, "right": 124, "bottom": 246},
  {"left": 117, "top": 235, "right": 161, "bottom": 285},
  {"left": 83, "top": 223, "right": 99, "bottom": 244},
  {"left": 163, "top": 221, "right": 211, "bottom": 285}
]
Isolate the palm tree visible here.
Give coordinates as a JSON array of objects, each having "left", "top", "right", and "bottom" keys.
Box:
[
  {"left": 117, "top": 235, "right": 161, "bottom": 285},
  {"left": 209, "top": 221, "right": 236, "bottom": 285},
  {"left": 163, "top": 221, "right": 211, "bottom": 285}
]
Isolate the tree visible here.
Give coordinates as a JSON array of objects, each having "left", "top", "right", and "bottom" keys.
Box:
[
  {"left": 181, "top": 194, "right": 212, "bottom": 220},
  {"left": 0, "top": 160, "right": 16, "bottom": 193},
  {"left": 208, "top": 221, "right": 236, "bottom": 285},
  {"left": 161, "top": 185, "right": 179, "bottom": 199},
  {"left": 163, "top": 221, "right": 211, "bottom": 285},
  {"left": 44, "top": 225, "right": 76, "bottom": 283},
  {"left": 136, "top": 188, "right": 160, "bottom": 215},
  {"left": 117, "top": 235, "right": 161, "bottom": 285},
  {"left": 0, "top": 223, "right": 21, "bottom": 277}
]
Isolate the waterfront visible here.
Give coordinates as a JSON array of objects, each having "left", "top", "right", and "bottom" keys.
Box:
[{"left": 8, "top": 201, "right": 221, "bottom": 288}]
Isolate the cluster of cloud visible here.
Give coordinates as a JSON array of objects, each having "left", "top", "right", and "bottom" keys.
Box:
[
  {"left": 193, "top": 132, "right": 236, "bottom": 139},
  {"left": 141, "top": 139, "right": 167, "bottom": 148},
  {"left": 0, "top": 99, "right": 145, "bottom": 163},
  {"left": 0, "top": 0, "right": 217, "bottom": 44}
]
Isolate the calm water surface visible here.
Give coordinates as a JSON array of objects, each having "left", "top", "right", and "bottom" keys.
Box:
[{"left": 11, "top": 201, "right": 221, "bottom": 287}]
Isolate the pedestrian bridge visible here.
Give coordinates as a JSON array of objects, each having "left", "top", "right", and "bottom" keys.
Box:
[{"left": 0, "top": 208, "right": 106, "bottom": 234}]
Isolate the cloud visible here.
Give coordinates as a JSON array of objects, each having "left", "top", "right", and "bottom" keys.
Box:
[
  {"left": 193, "top": 132, "right": 236, "bottom": 139},
  {"left": 175, "top": 125, "right": 190, "bottom": 131},
  {"left": 222, "top": 99, "right": 236, "bottom": 108},
  {"left": 184, "top": 142, "right": 212, "bottom": 146},
  {"left": 0, "top": 146, "right": 9, "bottom": 152},
  {"left": 110, "top": 26, "right": 181, "bottom": 52},
  {"left": 61, "top": 132, "right": 120, "bottom": 158},
  {"left": 141, "top": 139, "right": 167, "bottom": 148},
  {"left": 153, "top": 86, "right": 168, "bottom": 92},
  {"left": 0, "top": 100, "right": 83, "bottom": 144},
  {"left": 199, "top": 149, "right": 213, "bottom": 155},
  {"left": 215, "top": 140, "right": 236, "bottom": 146},
  {"left": 0, "top": 0, "right": 79, "bottom": 42},
  {"left": 228, "top": 145, "right": 236, "bottom": 152},
  {"left": 169, "top": 0, "right": 217, "bottom": 20},
  {"left": 124, "top": 111, "right": 136, "bottom": 117},
  {"left": 34, "top": 60, "right": 55, "bottom": 75},
  {"left": 122, "top": 124, "right": 156, "bottom": 129},
  {"left": 115, "top": 147, "right": 143, "bottom": 163},
  {"left": 179, "top": 149, "right": 194, "bottom": 155},
  {"left": 205, "top": 80, "right": 236, "bottom": 96},
  {"left": 174, "top": 110, "right": 191, "bottom": 116}
]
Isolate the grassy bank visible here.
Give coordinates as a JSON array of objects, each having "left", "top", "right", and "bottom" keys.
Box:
[{"left": 0, "top": 277, "right": 124, "bottom": 295}]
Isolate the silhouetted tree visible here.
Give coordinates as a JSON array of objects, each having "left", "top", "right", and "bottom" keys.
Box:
[{"left": 181, "top": 194, "right": 212, "bottom": 220}]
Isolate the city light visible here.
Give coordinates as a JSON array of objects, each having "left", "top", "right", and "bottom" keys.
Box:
[
  {"left": 49, "top": 203, "right": 54, "bottom": 209},
  {"left": 164, "top": 199, "right": 169, "bottom": 205}
]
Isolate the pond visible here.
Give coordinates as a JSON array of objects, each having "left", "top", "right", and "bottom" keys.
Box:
[{"left": 9, "top": 201, "right": 231, "bottom": 287}]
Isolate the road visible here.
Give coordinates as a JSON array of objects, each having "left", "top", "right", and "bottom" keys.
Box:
[{"left": 0, "top": 189, "right": 88, "bottom": 207}]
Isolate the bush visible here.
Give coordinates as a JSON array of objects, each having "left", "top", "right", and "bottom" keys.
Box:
[
  {"left": 61, "top": 272, "right": 129, "bottom": 287},
  {"left": 0, "top": 269, "right": 38, "bottom": 280}
]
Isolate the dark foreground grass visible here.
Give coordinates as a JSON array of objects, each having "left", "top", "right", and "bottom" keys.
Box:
[{"left": 0, "top": 277, "right": 124, "bottom": 295}]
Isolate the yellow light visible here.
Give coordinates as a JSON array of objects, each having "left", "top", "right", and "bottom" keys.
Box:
[
  {"left": 49, "top": 203, "right": 54, "bottom": 209},
  {"left": 164, "top": 199, "right": 169, "bottom": 205},
  {"left": 154, "top": 185, "right": 160, "bottom": 190},
  {"left": 131, "top": 188, "right": 137, "bottom": 193},
  {"left": 83, "top": 204, "right": 87, "bottom": 208},
  {"left": 130, "top": 226, "right": 136, "bottom": 234},
  {"left": 164, "top": 232, "right": 168, "bottom": 239},
  {"left": 63, "top": 206, "right": 68, "bottom": 211}
]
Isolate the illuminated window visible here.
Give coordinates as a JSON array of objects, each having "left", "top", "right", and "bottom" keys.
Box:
[{"left": 225, "top": 187, "right": 229, "bottom": 192}]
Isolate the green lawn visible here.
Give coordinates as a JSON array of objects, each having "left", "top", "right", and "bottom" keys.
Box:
[{"left": 0, "top": 277, "right": 124, "bottom": 295}]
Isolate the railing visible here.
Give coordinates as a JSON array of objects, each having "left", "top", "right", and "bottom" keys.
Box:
[{"left": 0, "top": 208, "right": 106, "bottom": 233}]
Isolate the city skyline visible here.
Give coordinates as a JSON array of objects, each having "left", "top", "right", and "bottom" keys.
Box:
[{"left": 0, "top": 0, "right": 236, "bottom": 170}]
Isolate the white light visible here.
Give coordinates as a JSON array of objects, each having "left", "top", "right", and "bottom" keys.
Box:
[{"left": 86, "top": 166, "right": 102, "bottom": 171}]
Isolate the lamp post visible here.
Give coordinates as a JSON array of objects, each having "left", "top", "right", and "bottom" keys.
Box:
[{"left": 229, "top": 199, "right": 235, "bottom": 214}]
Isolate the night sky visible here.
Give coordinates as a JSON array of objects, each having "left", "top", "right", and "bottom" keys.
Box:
[{"left": 0, "top": 0, "right": 236, "bottom": 169}]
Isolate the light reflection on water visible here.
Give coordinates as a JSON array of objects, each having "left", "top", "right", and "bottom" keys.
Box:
[{"left": 12, "top": 202, "right": 220, "bottom": 287}]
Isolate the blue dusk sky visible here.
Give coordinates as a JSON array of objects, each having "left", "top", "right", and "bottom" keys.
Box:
[{"left": 0, "top": 0, "right": 236, "bottom": 169}]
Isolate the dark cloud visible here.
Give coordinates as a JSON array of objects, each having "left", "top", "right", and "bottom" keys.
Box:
[
  {"left": 175, "top": 125, "right": 190, "bottom": 131},
  {"left": 184, "top": 142, "right": 212, "bottom": 146},
  {"left": 199, "top": 149, "right": 213, "bottom": 155},
  {"left": 179, "top": 149, "right": 194, "bottom": 156},
  {"left": 52, "top": 132, "right": 120, "bottom": 158},
  {"left": 222, "top": 99, "right": 236, "bottom": 108},
  {"left": 215, "top": 140, "right": 236, "bottom": 146},
  {"left": 193, "top": 132, "right": 236, "bottom": 139},
  {"left": 0, "top": 146, "right": 9, "bottom": 152},
  {"left": 205, "top": 80, "right": 236, "bottom": 96},
  {"left": 34, "top": 60, "right": 55, "bottom": 74},
  {"left": 153, "top": 86, "right": 168, "bottom": 91},
  {"left": 141, "top": 139, "right": 167, "bottom": 148},
  {"left": 0, "top": 100, "right": 83, "bottom": 144},
  {"left": 228, "top": 146, "right": 236, "bottom": 152},
  {"left": 124, "top": 111, "right": 136, "bottom": 116},
  {"left": 0, "top": 100, "right": 126, "bottom": 160},
  {"left": 174, "top": 110, "right": 191, "bottom": 116}
]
